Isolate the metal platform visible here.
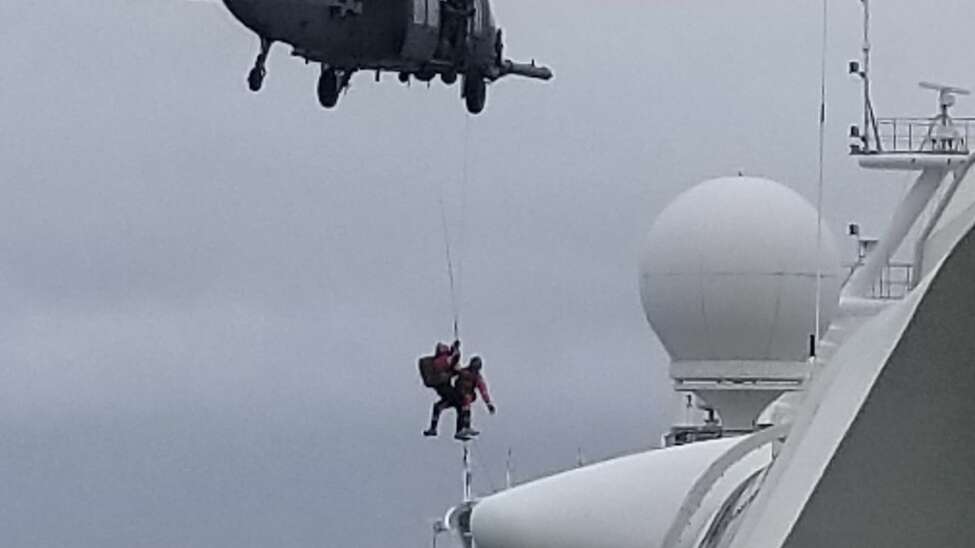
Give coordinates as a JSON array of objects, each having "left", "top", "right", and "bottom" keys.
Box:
[{"left": 856, "top": 116, "right": 975, "bottom": 155}]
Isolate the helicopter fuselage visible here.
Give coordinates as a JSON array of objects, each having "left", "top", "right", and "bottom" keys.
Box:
[
  {"left": 222, "top": 0, "right": 498, "bottom": 74},
  {"left": 220, "top": 0, "right": 549, "bottom": 114}
]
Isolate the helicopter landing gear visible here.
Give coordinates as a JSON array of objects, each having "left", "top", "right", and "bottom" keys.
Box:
[
  {"left": 248, "top": 66, "right": 265, "bottom": 92},
  {"left": 441, "top": 71, "right": 458, "bottom": 85},
  {"left": 248, "top": 37, "right": 272, "bottom": 92},
  {"left": 494, "top": 28, "right": 504, "bottom": 66},
  {"left": 318, "top": 68, "right": 340, "bottom": 108},
  {"left": 462, "top": 73, "right": 486, "bottom": 115},
  {"left": 318, "top": 67, "right": 352, "bottom": 109}
]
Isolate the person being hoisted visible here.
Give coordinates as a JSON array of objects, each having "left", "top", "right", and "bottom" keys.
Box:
[
  {"left": 420, "top": 340, "right": 462, "bottom": 438},
  {"left": 453, "top": 356, "right": 496, "bottom": 441}
]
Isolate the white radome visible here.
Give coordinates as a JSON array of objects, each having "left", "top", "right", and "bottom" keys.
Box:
[{"left": 639, "top": 176, "right": 842, "bottom": 363}]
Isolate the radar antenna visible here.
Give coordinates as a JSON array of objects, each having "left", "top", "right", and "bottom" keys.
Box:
[
  {"left": 919, "top": 81, "right": 971, "bottom": 116},
  {"left": 918, "top": 82, "right": 971, "bottom": 152}
]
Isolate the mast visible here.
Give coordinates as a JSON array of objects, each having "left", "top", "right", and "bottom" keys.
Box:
[
  {"left": 862, "top": 0, "right": 871, "bottom": 149},
  {"left": 462, "top": 442, "right": 472, "bottom": 502},
  {"left": 505, "top": 448, "right": 513, "bottom": 490},
  {"left": 851, "top": 0, "right": 880, "bottom": 153}
]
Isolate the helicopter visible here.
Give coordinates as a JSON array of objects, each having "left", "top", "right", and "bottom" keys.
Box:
[{"left": 221, "top": 0, "right": 553, "bottom": 114}]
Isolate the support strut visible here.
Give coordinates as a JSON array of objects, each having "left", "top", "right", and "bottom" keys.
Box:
[{"left": 248, "top": 37, "right": 272, "bottom": 92}]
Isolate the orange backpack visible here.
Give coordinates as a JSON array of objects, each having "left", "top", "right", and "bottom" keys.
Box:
[{"left": 418, "top": 356, "right": 450, "bottom": 387}]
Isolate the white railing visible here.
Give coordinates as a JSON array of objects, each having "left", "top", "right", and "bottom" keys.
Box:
[
  {"left": 864, "top": 117, "right": 975, "bottom": 154},
  {"left": 661, "top": 424, "right": 790, "bottom": 548},
  {"left": 842, "top": 260, "right": 913, "bottom": 300}
]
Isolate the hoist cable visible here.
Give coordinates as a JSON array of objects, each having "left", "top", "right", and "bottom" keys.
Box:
[
  {"left": 457, "top": 114, "right": 471, "bottom": 338},
  {"left": 438, "top": 191, "right": 460, "bottom": 341},
  {"left": 437, "top": 115, "right": 473, "bottom": 342}
]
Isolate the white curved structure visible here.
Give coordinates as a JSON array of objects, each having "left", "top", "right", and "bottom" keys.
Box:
[{"left": 472, "top": 438, "right": 770, "bottom": 548}]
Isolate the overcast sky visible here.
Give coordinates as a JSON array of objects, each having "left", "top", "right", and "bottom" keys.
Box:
[{"left": 2, "top": 1, "right": 974, "bottom": 546}]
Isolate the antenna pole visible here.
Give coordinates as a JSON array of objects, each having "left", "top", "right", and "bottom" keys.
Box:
[
  {"left": 858, "top": 0, "right": 881, "bottom": 151},
  {"left": 505, "top": 448, "right": 513, "bottom": 490},
  {"left": 462, "top": 441, "right": 472, "bottom": 502},
  {"left": 814, "top": 0, "right": 828, "bottom": 354},
  {"left": 862, "top": 0, "right": 871, "bottom": 146}
]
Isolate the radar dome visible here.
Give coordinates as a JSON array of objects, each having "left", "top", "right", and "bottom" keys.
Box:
[{"left": 639, "top": 176, "right": 842, "bottom": 363}]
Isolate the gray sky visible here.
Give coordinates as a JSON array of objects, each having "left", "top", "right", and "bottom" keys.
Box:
[{"left": 2, "top": 1, "right": 974, "bottom": 546}]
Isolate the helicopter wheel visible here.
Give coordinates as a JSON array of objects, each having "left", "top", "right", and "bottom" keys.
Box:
[
  {"left": 317, "top": 68, "right": 341, "bottom": 109},
  {"left": 441, "top": 71, "right": 458, "bottom": 85},
  {"left": 248, "top": 66, "right": 265, "bottom": 92},
  {"left": 463, "top": 74, "right": 486, "bottom": 115}
]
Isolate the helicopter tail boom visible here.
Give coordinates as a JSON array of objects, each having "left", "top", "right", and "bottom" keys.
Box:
[{"left": 494, "top": 59, "right": 553, "bottom": 81}]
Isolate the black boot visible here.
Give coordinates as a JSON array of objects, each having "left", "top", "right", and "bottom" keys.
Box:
[
  {"left": 424, "top": 410, "right": 440, "bottom": 437},
  {"left": 454, "top": 409, "right": 478, "bottom": 440}
]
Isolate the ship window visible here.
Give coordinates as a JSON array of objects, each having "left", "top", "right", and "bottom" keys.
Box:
[
  {"left": 473, "top": 0, "right": 484, "bottom": 33},
  {"left": 413, "top": 0, "right": 425, "bottom": 24},
  {"left": 426, "top": 0, "right": 439, "bottom": 28}
]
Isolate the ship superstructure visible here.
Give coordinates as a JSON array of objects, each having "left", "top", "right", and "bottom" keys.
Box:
[{"left": 435, "top": 3, "right": 975, "bottom": 547}]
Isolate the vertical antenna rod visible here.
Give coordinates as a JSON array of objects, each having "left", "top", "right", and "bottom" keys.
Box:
[
  {"left": 814, "top": 0, "right": 828, "bottom": 351},
  {"left": 857, "top": 0, "right": 881, "bottom": 151},
  {"left": 862, "top": 0, "right": 871, "bottom": 148},
  {"left": 505, "top": 448, "right": 513, "bottom": 490},
  {"left": 462, "top": 442, "right": 473, "bottom": 502}
]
